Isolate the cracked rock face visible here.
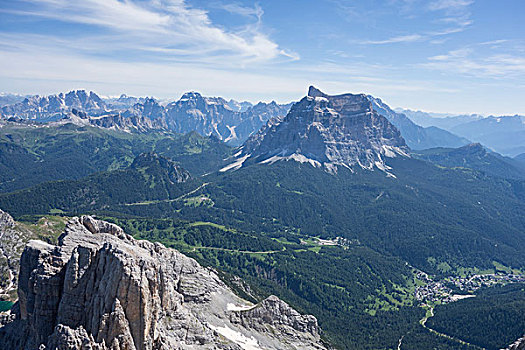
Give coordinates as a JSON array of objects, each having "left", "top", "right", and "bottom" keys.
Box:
[
  {"left": 0, "top": 209, "right": 37, "bottom": 301},
  {"left": 227, "top": 86, "right": 408, "bottom": 175},
  {"left": 0, "top": 215, "right": 326, "bottom": 350},
  {"left": 230, "top": 295, "right": 320, "bottom": 340}
]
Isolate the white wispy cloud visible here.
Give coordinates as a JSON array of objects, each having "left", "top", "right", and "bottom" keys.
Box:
[
  {"left": 361, "top": 34, "right": 424, "bottom": 45},
  {"left": 424, "top": 45, "right": 525, "bottom": 79},
  {"left": 9, "top": 0, "right": 292, "bottom": 63},
  {"left": 359, "top": 0, "right": 474, "bottom": 45},
  {"left": 218, "top": 2, "right": 263, "bottom": 20},
  {"left": 428, "top": 0, "right": 474, "bottom": 11}
]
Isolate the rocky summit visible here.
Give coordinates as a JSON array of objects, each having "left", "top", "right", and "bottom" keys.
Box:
[
  {"left": 1, "top": 90, "right": 108, "bottom": 122},
  {"left": 223, "top": 86, "right": 409, "bottom": 174},
  {"left": 0, "top": 90, "right": 291, "bottom": 146},
  {"left": 0, "top": 216, "right": 326, "bottom": 350}
]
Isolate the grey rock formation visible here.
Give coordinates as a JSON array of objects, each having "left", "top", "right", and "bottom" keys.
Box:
[
  {"left": 164, "top": 92, "right": 290, "bottom": 146},
  {"left": 224, "top": 86, "right": 409, "bottom": 175},
  {"left": 230, "top": 295, "right": 319, "bottom": 341},
  {"left": 1, "top": 90, "right": 108, "bottom": 122},
  {"left": 0, "top": 216, "right": 326, "bottom": 350},
  {"left": 0, "top": 210, "right": 36, "bottom": 301},
  {"left": 1, "top": 90, "right": 291, "bottom": 146}
]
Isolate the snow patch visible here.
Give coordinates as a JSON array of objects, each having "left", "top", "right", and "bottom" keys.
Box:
[
  {"left": 382, "top": 145, "right": 408, "bottom": 158},
  {"left": 224, "top": 125, "right": 238, "bottom": 143},
  {"left": 260, "top": 153, "right": 322, "bottom": 168},
  {"left": 208, "top": 324, "right": 261, "bottom": 350},
  {"left": 220, "top": 154, "right": 251, "bottom": 172},
  {"left": 227, "top": 303, "right": 255, "bottom": 312}
]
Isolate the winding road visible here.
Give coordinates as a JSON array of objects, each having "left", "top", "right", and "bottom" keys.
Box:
[{"left": 419, "top": 306, "right": 484, "bottom": 350}]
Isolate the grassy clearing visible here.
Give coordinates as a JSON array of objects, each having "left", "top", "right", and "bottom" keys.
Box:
[{"left": 19, "top": 215, "right": 69, "bottom": 244}]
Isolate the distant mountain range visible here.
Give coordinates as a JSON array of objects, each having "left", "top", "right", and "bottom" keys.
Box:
[
  {"left": 398, "top": 109, "right": 484, "bottom": 130},
  {"left": 370, "top": 98, "right": 470, "bottom": 150},
  {"left": 0, "top": 90, "right": 291, "bottom": 146},
  {"left": 1, "top": 90, "right": 107, "bottom": 122},
  {"left": 516, "top": 153, "right": 525, "bottom": 165},
  {"left": 1, "top": 89, "right": 471, "bottom": 150},
  {"left": 400, "top": 109, "right": 525, "bottom": 156},
  {"left": 450, "top": 115, "right": 525, "bottom": 156},
  {"left": 0, "top": 93, "right": 27, "bottom": 108},
  {"left": 3, "top": 90, "right": 524, "bottom": 157}
]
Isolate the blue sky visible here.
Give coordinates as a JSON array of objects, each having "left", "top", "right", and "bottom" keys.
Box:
[{"left": 0, "top": 0, "right": 524, "bottom": 114}]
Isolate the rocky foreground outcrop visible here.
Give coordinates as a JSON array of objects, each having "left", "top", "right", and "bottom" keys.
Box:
[{"left": 0, "top": 216, "right": 326, "bottom": 350}]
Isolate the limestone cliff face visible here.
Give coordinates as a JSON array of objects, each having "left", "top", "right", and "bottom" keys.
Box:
[
  {"left": 0, "top": 216, "right": 326, "bottom": 350},
  {"left": 225, "top": 86, "right": 409, "bottom": 174},
  {"left": 0, "top": 210, "right": 37, "bottom": 301}
]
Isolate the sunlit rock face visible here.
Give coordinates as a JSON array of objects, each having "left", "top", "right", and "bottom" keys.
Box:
[
  {"left": 225, "top": 86, "right": 409, "bottom": 175},
  {"left": 0, "top": 215, "right": 326, "bottom": 350}
]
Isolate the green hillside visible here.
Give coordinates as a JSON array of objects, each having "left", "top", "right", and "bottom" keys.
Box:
[{"left": 0, "top": 123, "right": 231, "bottom": 192}]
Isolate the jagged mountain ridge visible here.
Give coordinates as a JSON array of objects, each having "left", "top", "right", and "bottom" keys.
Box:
[
  {"left": 223, "top": 86, "right": 409, "bottom": 174},
  {"left": 1, "top": 90, "right": 291, "bottom": 146},
  {"left": 1, "top": 88, "right": 470, "bottom": 150},
  {"left": 399, "top": 109, "right": 525, "bottom": 156},
  {"left": 0, "top": 215, "right": 326, "bottom": 350},
  {"left": 1, "top": 90, "right": 108, "bottom": 122}
]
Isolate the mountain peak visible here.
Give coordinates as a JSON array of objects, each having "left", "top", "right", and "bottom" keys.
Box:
[
  {"left": 464, "top": 142, "right": 484, "bottom": 150},
  {"left": 222, "top": 87, "right": 408, "bottom": 175},
  {"left": 307, "top": 86, "right": 326, "bottom": 98},
  {"left": 179, "top": 91, "right": 203, "bottom": 101}
]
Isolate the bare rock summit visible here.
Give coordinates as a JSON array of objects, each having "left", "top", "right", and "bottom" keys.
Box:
[{"left": 222, "top": 86, "right": 409, "bottom": 175}]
